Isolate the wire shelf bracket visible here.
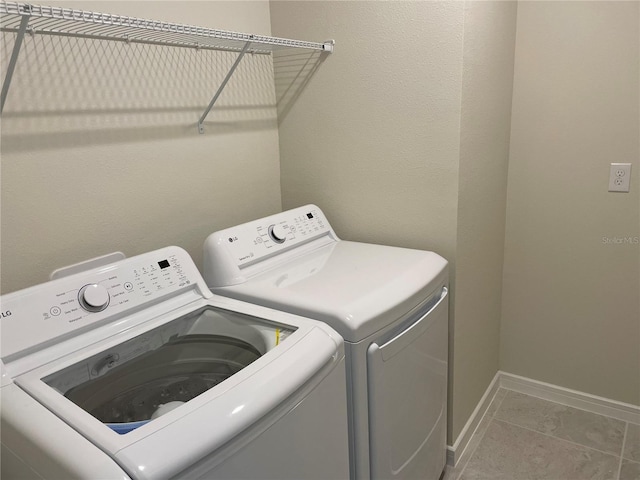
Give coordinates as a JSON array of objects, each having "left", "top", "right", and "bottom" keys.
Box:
[
  {"left": 0, "top": 1, "right": 334, "bottom": 129},
  {"left": 198, "top": 40, "right": 251, "bottom": 134},
  {"left": 0, "top": 8, "right": 29, "bottom": 113}
]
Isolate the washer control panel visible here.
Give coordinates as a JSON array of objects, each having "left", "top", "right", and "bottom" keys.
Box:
[
  {"left": 0, "top": 247, "right": 203, "bottom": 359},
  {"left": 210, "top": 205, "right": 335, "bottom": 268}
]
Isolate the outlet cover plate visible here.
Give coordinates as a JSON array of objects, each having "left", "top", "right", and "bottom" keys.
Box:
[{"left": 609, "top": 163, "right": 632, "bottom": 192}]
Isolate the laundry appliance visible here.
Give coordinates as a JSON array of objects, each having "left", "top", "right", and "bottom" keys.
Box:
[
  {"left": 1, "top": 246, "right": 350, "bottom": 480},
  {"left": 203, "top": 205, "right": 449, "bottom": 480}
]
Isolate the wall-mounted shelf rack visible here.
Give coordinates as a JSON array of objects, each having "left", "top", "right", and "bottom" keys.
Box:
[{"left": 0, "top": 1, "right": 334, "bottom": 133}]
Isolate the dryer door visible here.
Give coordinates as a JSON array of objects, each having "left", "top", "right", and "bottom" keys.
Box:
[{"left": 367, "top": 287, "right": 448, "bottom": 480}]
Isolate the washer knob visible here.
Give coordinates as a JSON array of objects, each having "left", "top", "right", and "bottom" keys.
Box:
[
  {"left": 79, "top": 284, "right": 110, "bottom": 312},
  {"left": 268, "top": 224, "right": 288, "bottom": 244}
]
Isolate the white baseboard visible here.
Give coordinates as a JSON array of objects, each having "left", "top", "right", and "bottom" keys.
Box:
[
  {"left": 448, "top": 371, "right": 640, "bottom": 467},
  {"left": 499, "top": 371, "right": 640, "bottom": 425},
  {"left": 446, "top": 371, "right": 501, "bottom": 466}
]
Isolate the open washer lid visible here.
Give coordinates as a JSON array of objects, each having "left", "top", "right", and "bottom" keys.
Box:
[
  {"left": 203, "top": 206, "right": 448, "bottom": 342},
  {"left": 40, "top": 304, "right": 295, "bottom": 433},
  {"left": 1, "top": 247, "right": 343, "bottom": 480},
  {"left": 14, "top": 301, "right": 339, "bottom": 480}
]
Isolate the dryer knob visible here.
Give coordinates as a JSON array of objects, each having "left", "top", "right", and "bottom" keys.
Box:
[
  {"left": 79, "top": 284, "right": 110, "bottom": 312},
  {"left": 268, "top": 224, "right": 288, "bottom": 244}
]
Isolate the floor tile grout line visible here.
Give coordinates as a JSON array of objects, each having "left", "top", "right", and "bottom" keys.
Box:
[
  {"left": 491, "top": 417, "right": 623, "bottom": 459},
  {"left": 451, "top": 389, "right": 633, "bottom": 480},
  {"left": 497, "top": 388, "right": 628, "bottom": 457},
  {"left": 617, "top": 422, "right": 628, "bottom": 480}
]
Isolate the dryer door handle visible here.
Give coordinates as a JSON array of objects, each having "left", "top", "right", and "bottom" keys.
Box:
[
  {"left": 372, "top": 286, "right": 448, "bottom": 362},
  {"left": 366, "top": 286, "right": 448, "bottom": 480}
]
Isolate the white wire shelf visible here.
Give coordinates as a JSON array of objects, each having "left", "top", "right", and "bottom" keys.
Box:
[{"left": 0, "top": 1, "right": 334, "bottom": 132}]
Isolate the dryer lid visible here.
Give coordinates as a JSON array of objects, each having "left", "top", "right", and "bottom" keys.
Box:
[{"left": 213, "top": 241, "right": 448, "bottom": 342}]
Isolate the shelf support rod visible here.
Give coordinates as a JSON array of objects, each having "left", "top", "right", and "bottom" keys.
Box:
[
  {"left": 198, "top": 40, "right": 252, "bottom": 134},
  {"left": 1, "top": 14, "right": 30, "bottom": 114}
]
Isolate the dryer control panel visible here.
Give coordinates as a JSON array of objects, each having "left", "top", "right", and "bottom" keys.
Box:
[
  {"left": 0, "top": 247, "right": 207, "bottom": 360},
  {"left": 203, "top": 205, "right": 338, "bottom": 287},
  {"left": 208, "top": 205, "right": 335, "bottom": 268}
]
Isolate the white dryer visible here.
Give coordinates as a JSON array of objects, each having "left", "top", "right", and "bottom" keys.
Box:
[
  {"left": 203, "top": 205, "right": 449, "bottom": 480},
  {"left": 0, "top": 246, "right": 350, "bottom": 480}
]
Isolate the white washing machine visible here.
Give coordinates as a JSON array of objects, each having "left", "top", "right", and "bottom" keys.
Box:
[
  {"left": 0, "top": 246, "right": 350, "bottom": 480},
  {"left": 203, "top": 205, "right": 449, "bottom": 480}
]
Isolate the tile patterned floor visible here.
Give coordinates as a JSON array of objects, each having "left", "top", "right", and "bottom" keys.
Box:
[{"left": 444, "top": 389, "right": 640, "bottom": 480}]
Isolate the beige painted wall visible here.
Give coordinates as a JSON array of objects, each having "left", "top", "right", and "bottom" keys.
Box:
[
  {"left": 270, "top": 0, "right": 517, "bottom": 443},
  {"left": 454, "top": 0, "right": 517, "bottom": 440},
  {"left": 501, "top": 1, "right": 640, "bottom": 405},
  {"left": 270, "top": 1, "right": 463, "bottom": 261},
  {"left": 0, "top": 1, "right": 282, "bottom": 294}
]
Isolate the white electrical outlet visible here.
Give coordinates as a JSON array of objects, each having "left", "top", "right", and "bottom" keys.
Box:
[{"left": 609, "top": 163, "right": 632, "bottom": 192}]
